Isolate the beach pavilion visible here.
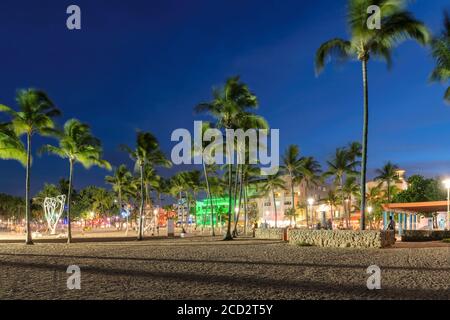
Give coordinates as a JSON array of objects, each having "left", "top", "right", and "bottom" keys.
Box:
[{"left": 382, "top": 201, "right": 449, "bottom": 236}]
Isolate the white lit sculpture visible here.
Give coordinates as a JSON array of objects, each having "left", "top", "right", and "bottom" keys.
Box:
[{"left": 43, "top": 195, "right": 66, "bottom": 235}]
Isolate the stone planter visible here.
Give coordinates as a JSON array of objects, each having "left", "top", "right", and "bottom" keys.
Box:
[
  {"left": 288, "top": 229, "right": 396, "bottom": 248},
  {"left": 254, "top": 228, "right": 286, "bottom": 240},
  {"left": 402, "top": 230, "right": 450, "bottom": 242}
]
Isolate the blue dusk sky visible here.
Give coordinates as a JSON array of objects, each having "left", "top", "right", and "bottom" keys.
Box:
[{"left": 0, "top": 0, "right": 449, "bottom": 196}]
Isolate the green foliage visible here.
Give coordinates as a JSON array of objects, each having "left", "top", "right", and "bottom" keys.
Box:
[
  {"left": 71, "top": 186, "right": 117, "bottom": 219},
  {"left": 0, "top": 89, "right": 61, "bottom": 137},
  {"left": 393, "top": 175, "right": 446, "bottom": 203},
  {"left": 0, "top": 193, "right": 24, "bottom": 218},
  {"left": 323, "top": 147, "right": 359, "bottom": 186},
  {"left": 315, "top": 0, "right": 430, "bottom": 74},
  {"left": 41, "top": 119, "right": 111, "bottom": 170},
  {"left": 261, "top": 172, "right": 286, "bottom": 196},
  {"left": 0, "top": 123, "right": 26, "bottom": 165},
  {"left": 430, "top": 11, "right": 450, "bottom": 103},
  {"left": 105, "top": 165, "right": 133, "bottom": 201},
  {"left": 34, "top": 183, "right": 62, "bottom": 206}
]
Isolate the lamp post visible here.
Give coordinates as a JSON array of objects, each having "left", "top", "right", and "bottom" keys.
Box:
[
  {"left": 307, "top": 198, "right": 315, "bottom": 228},
  {"left": 443, "top": 179, "right": 450, "bottom": 230}
]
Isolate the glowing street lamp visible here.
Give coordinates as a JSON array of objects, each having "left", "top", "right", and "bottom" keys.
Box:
[
  {"left": 367, "top": 206, "right": 373, "bottom": 214},
  {"left": 443, "top": 179, "right": 450, "bottom": 230}
]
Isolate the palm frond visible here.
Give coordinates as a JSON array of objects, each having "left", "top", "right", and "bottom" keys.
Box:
[
  {"left": 0, "top": 124, "right": 27, "bottom": 165},
  {"left": 315, "top": 38, "right": 353, "bottom": 75}
]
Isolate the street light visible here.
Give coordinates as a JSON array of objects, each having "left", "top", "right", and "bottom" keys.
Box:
[
  {"left": 367, "top": 206, "right": 373, "bottom": 214},
  {"left": 443, "top": 179, "right": 450, "bottom": 230}
]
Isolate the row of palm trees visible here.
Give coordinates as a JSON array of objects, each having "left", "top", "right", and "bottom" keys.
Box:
[
  {"left": 0, "top": 87, "right": 406, "bottom": 242},
  {"left": 0, "top": 0, "right": 448, "bottom": 243},
  {"left": 315, "top": 0, "right": 449, "bottom": 229},
  {"left": 0, "top": 89, "right": 171, "bottom": 244}
]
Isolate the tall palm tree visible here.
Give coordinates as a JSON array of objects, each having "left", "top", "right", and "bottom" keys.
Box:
[
  {"left": 231, "top": 114, "right": 268, "bottom": 237},
  {"left": 208, "top": 173, "right": 226, "bottom": 231},
  {"left": 240, "top": 164, "right": 260, "bottom": 234},
  {"left": 430, "top": 11, "right": 450, "bottom": 104},
  {"left": 142, "top": 163, "right": 160, "bottom": 210},
  {"left": 41, "top": 119, "right": 111, "bottom": 243},
  {"left": 347, "top": 142, "right": 362, "bottom": 161},
  {"left": 323, "top": 148, "right": 359, "bottom": 229},
  {"left": 0, "top": 123, "right": 26, "bottom": 164},
  {"left": 316, "top": 0, "right": 429, "bottom": 230},
  {"left": 366, "top": 185, "right": 383, "bottom": 209},
  {"left": 92, "top": 188, "right": 114, "bottom": 217},
  {"left": 122, "top": 131, "right": 170, "bottom": 240},
  {"left": 195, "top": 76, "right": 265, "bottom": 240},
  {"left": 261, "top": 172, "right": 286, "bottom": 228},
  {"left": 183, "top": 170, "right": 203, "bottom": 231},
  {"left": 195, "top": 121, "right": 217, "bottom": 236},
  {"left": 374, "top": 161, "right": 400, "bottom": 203},
  {"left": 281, "top": 145, "right": 302, "bottom": 226},
  {"left": 343, "top": 176, "right": 360, "bottom": 225},
  {"left": 325, "top": 190, "right": 339, "bottom": 227},
  {"left": 0, "top": 89, "right": 61, "bottom": 244},
  {"left": 298, "top": 156, "right": 322, "bottom": 196},
  {"left": 296, "top": 156, "right": 322, "bottom": 227},
  {"left": 105, "top": 165, "right": 133, "bottom": 215},
  {"left": 169, "top": 172, "right": 190, "bottom": 232},
  {"left": 154, "top": 177, "right": 169, "bottom": 208}
]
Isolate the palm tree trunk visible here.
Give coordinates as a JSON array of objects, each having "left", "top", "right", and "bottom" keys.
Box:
[
  {"left": 67, "top": 159, "right": 74, "bottom": 244},
  {"left": 138, "top": 163, "right": 145, "bottom": 241},
  {"left": 340, "top": 176, "right": 348, "bottom": 229},
  {"left": 305, "top": 203, "right": 309, "bottom": 229},
  {"left": 232, "top": 164, "right": 240, "bottom": 223},
  {"left": 185, "top": 191, "right": 190, "bottom": 231},
  {"left": 202, "top": 161, "right": 215, "bottom": 236},
  {"left": 330, "top": 204, "right": 334, "bottom": 229},
  {"left": 348, "top": 195, "right": 352, "bottom": 229},
  {"left": 243, "top": 184, "right": 248, "bottom": 235},
  {"left": 233, "top": 169, "right": 244, "bottom": 237},
  {"left": 290, "top": 173, "right": 295, "bottom": 227},
  {"left": 118, "top": 187, "right": 124, "bottom": 231},
  {"left": 272, "top": 190, "right": 277, "bottom": 228},
  {"left": 387, "top": 181, "right": 391, "bottom": 203},
  {"left": 145, "top": 183, "right": 150, "bottom": 207},
  {"left": 179, "top": 192, "right": 186, "bottom": 233},
  {"left": 25, "top": 132, "right": 33, "bottom": 245},
  {"left": 224, "top": 164, "right": 233, "bottom": 240},
  {"left": 193, "top": 191, "right": 197, "bottom": 232},
  {"left": 360, "top": 58, "right": 369, "bottom": 231}
]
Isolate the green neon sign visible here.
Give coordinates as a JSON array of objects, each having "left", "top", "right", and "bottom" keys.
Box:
[{"left": 195, "top": 197, "right": 230, "bottom": 226}]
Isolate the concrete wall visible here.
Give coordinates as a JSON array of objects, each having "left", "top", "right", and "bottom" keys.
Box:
[
  {"left": 254, "top": 228, "right": 286, "bottom": 240},
  {"left": 402, "top": 230, "right": 450, "bottom": 242},
  {"left": 288, "top": 230, "right": 396, "bottom": 248}
]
